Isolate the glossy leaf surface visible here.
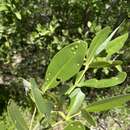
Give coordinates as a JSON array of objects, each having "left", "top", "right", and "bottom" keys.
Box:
[
  {"left": 106, "top": 33, "right": 128, "bottom": 56},
  {"left": 42, "top": 41, "right": 87, "bottom": 92},
  {"left": 96, "top": 25, "right": 119, "bottom": 55},
  {"left": 87, "top": 27, "right": 111, "bottom": 63}
]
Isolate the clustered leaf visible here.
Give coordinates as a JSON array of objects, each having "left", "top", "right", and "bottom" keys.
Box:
[{"left": 7, "top": 25, "right": 129, "bottom": 130}]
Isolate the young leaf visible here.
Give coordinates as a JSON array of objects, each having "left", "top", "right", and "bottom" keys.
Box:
[
  {"left": 30, "top": 79, "right": 52, "bottom": 117},
  {"left": 87, "top": 27, "right": 111, "bottom": 63},
  {"left": 64, "top": 121, "right": 86, "bottom": 130},
  {"left": 86, "top": 94, "right": 130, "bottom": 112},
  {"left": 106, "top": 33, "right": 128, "bottom": 56},
  {"left": 78, "top": 72, "right": 126, "bottom": 88},
  {"left": 42, "top": 41, "right": 87, "bottom": 92},
  {"left": 96, "top": 25, "right": 120, "bottom": 55},
  {"left": 67, "top": 88, "right": 85, "bottom": 118},
  {"left": 8, "top": 101, "right": 29, "bottom": 130},
  {"left": 81, "top": 109, "right": 96, "bottom": 127}
]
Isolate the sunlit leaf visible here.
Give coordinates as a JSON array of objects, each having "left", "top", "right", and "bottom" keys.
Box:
[
  {"left": 78, "top": 72, "right": 126, "bottom": 88},
  {"left": 106, "top": 33, "right": 128, "bottom": 56},
  {"left": 96, "top": 25, "right": 120, "bottom": 55},
  {"left": 86, "top": 94, "right": 130, "bottom": 112},
  {"left": 8, "top": 101, "right": 28, "bottom": 130},
  {"left": 15, "top": 12, "right": 22, "bottom": 20},
  {"left": 87, "top": 27, "right": 111, "bottom": 64},
  {"left": 42, "top": 41, "right": 87, "bottom": 92},
  {"left": 0, "top": 4, "right": 8, "bottom": 11},
  {"left": 64, "top": 121, "right": 86, "bottom": 130}
]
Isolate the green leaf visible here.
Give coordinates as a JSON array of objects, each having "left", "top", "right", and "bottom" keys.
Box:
[
  {"left": 0, "top": 4, "right": 8, "bottom": 11},
  {"left": 90, "top": 60, "right": 122, "bottom": 69},
  {"left": 106, "top": 33, "right": 128, "bottom": 56},
  {"left": 87, "top": 27, "right": 111, "bottom": 63},
  {"left": 8, "top": 101, "right": 28, "bottom": 130},
  {"left": 78, "top": 72, "right": 127, "bottom": 88},
  {"left": 42, "top": 41, "right": 87, "bottom": 92},
  {"left": 15, "top": 12, "right": 22, "bottom": 20},
  {"left": 30, "top": 79, "right": 52, "bottom": 117},
  {"left": 64, "top": 121, "right": 85, "bottom": 130},
  {"left": 96, "top": 25, "right": 120, "bottom": 55},
  {"left": 67, "top": 88, "right": 85, "bottom": 118},
  {"left": 86, "top": 94, "right": 130, "bottom": 112},
  {"left": 81, "top": 109, "right": 96, "bottom": 127}
]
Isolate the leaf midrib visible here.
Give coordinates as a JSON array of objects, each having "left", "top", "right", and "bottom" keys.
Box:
[{"left": 44, "top": 53, "right": 79, "bottom": 91}]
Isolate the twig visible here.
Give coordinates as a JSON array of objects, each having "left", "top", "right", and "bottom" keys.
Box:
[
  {"left": 29, "top": 107, "right": 37, "bottom": 130},
  {"left": 52, "top": 120, "right": 64, "bottom": 128}
]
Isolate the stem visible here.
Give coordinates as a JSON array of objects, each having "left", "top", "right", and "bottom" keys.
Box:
[
  {"left": 51, "top": 111, "right": 66, "bottom": 120},
  {"left": 75, "top": 65, "right": 89, "bottom": 84},
  {"left": 29, "top": 107, "right": 36, "bottom": 130},
  {"left": 65, "top": 84, "right": 76, "bottom": 95},
  {"left": 66, "top": 111, "right": 81, "bottom": 121},
  {"left": 52, "top": 120, "right": 64, "bottom": 127},
  {"left": 66, "top": 64, "right": 89, "bottom": 95}
]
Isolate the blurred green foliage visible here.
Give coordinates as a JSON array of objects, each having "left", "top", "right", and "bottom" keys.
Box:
[{"left": 0, "top": 0, "right": 130, "bottom": 129}]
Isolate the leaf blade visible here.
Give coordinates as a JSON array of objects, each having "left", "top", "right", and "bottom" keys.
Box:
[
  {"left": 87, "top": 27, "right": 111, "bottom": 63},
  {"left": 8, "top": 101, "right": 28, "bottom": 130},
  {"left": 67, "top": 88, "right": 85, "bottom": 117},
  {"left": 64, "top": 121, "right": 85, "bottom": 130},
  {"left": 78, "top": 72, "right": 127, "bottom": 88},
  {"left": 81, "top": 109, "right": 96, "bottom": 127},
  {"left": 86, "top": 94, "right": 130, "bottom": 112},
  {"left": 96, "top": 25, "right": 120, "bottom": 55},
  {"left": 30, "top": 79, "right": 52, "bottom": 117},
  {"left": 89, "top": 60, "right": 122, "bottom": 69},
  {"left": 106, "top": 33, "right": 128, "bottom": 56},
  {"left": 42, "top": 41, "right": 87, "bottom": 92}
]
